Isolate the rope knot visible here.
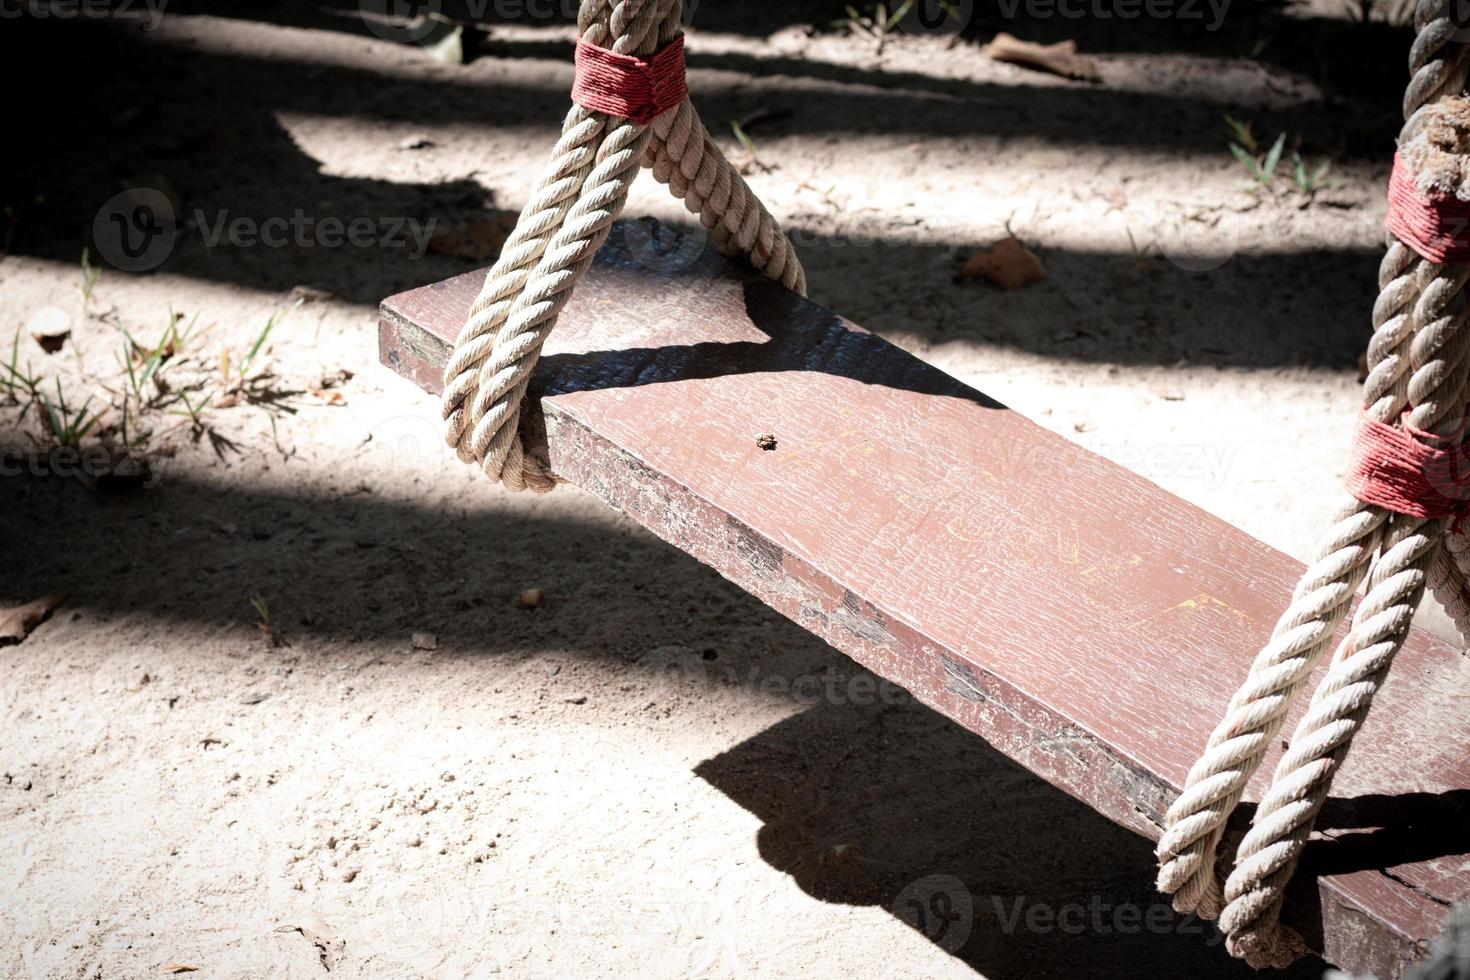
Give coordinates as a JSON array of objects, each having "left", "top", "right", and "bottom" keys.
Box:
[{"left": 572, "top": 35, "right": 688, "bottom": 125}]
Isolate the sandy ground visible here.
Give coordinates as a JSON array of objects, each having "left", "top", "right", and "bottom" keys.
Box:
[{"left": 0, "top": 2, "right": 1445, "bottom": 977}]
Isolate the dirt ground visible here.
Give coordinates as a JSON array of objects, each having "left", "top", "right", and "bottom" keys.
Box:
[{"left": 0, "top": 2, "right": 1447, "bottom": 977}]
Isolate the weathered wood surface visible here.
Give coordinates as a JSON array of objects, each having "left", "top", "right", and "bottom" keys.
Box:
[{"left": 380, "top": 219, "right": 1470, "bottom": 977}]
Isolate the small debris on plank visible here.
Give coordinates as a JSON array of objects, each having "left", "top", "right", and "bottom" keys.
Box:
[
  {"left": 756, "top": 433, "right": 778, "bottom": 451},
  {"left": 518, "top": 588, "right": 544, "bottom": 609}
]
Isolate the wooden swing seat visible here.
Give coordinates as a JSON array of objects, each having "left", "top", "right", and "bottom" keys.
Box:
[{"left": 379, "top": 220, "right": 1470, "bottom": 977}]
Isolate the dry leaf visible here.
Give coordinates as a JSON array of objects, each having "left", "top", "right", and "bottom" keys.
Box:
[
  {"left": 317, "top": 368, "right": 354, "bottom": 389},
  {"left": 160, "top": 965, "right": 199, "bottom": 975},
  {"left": 27, "top": 306, "right": 72, "bottom": 353},
  {"left": 32, "top": 329, "right": 70, "bottom": 353},
  {"left": 983, "top": 32, "right": 1100, "bottom": 82},
  {"left": 0, "top": 595, "right": 65, "bottom": 645},
  {"left": 288, "top": 285, "right": 334, "bottom": 305},
  {"left": 276, "top": 915, "right": 344, "bottom": 972},
  {"left": 130, "top": 334, "right": 176, "bottom": 365},
  {"left": 427, "top": 213, "right": 518, "bottom": 262},
  {"left": 956, "top": 236, "right": 1045, "bottom": 290}
]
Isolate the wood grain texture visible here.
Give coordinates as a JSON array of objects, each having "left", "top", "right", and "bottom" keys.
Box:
[{"left": 380, "top": 219, "right": 1470, "bottom": 977}]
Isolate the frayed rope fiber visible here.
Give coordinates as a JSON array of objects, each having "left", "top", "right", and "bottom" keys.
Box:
[
  {"left": 1386, "top": 151, "right": 1470, "bottom": 264},
  {"left": 572, "top": 35, "right": 688, "bottom": 124},
  {"left": 1346, "top": 411, "right": 1470, "bottom": 520}
]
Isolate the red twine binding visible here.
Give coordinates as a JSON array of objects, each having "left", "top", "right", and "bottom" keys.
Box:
[
  {"left": 1345, "top": 412, "right": 1470, "bottom": 521},
  {"left": 571, "top": 35, "right": 687, "bottom": 125},
  {"left": 1386, "top": 152, "right": 1470, "bottom": 264}
]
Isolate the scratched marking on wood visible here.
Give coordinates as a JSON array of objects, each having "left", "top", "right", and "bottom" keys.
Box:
[{"left": 380, "top": 219, "right": 1470, "bottom": 977}]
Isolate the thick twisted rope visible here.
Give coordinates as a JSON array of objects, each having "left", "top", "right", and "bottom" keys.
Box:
[
  {"left": 1154, "top": 219, "right": 1423, "bottom": 928},
  {"left": 1156, "top": 3, "right": 1470, "bottom": 964},
  {"left": 1221, "top": 256, "right": 1470, "bottom": 966},
  {"left": 440, "top": 0, "right": 805, "bottom": 491},
  {"left": 644, "top": 100, "right": 806, "bottom": 294}
]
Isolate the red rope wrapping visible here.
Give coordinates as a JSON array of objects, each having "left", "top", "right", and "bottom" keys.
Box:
[
  {"left": 1346, "top": 413, "right": 1470, "bottom": 520},
  {"left": 571, "top": 35, "right": 687, "bottom": 125},
  {"left": 1386, "top": 151, "right": 1470, "bottom": 264}
]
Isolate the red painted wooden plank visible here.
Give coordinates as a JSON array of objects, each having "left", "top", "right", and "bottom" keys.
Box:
[{"left": 380, "top": 220, "right": 1470, "bottom": 977}]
